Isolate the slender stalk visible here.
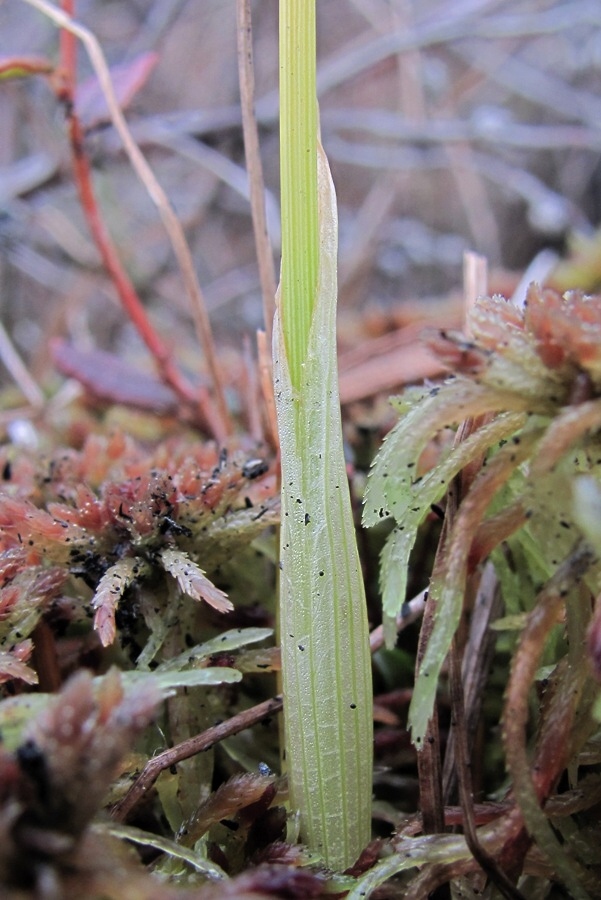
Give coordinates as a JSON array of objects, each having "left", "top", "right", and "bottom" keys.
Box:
[
  {"left": 0, "top": 56, "right": 54, "bottom": 77},
  {"left": 236, "top": 0, "right": 277, "bottom": 348},
  {"left": 236, "top": 0, "right": 278, "bottom": 450},
  {"left": 279, "top": 2, "right": 318, "bottom": 390},
  {"left": 111, "top": 695, "right": 284, "bottom": 824},
  {"left": 276, "top": 2, "right": 373, "bottom": 870}
]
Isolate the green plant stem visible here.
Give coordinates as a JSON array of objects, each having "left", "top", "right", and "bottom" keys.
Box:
[
  {"left": 276, "top": 2, "right": 373, "bottom": 870},
  {"left": 278, "top": 1, "right": 318, "bottom": 390}
]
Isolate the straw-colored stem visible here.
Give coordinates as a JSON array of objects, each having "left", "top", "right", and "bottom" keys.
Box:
[{"left": 236, "top": 0, "right": 277, "bottom": 347}]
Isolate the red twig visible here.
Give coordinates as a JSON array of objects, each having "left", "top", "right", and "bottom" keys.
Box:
[
  {"left": 235, "top": 0, "right": 277, "bottom": 347},
  {"left": 0, "top": 56, "right": 54, "bottom": 77},
  {"left": 59, "top": 0, "right": 76, "bottom": 91}
]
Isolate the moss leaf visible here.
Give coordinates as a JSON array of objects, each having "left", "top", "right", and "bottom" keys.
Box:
[{"left": 160, "top": 547, "right": 233, "bottom": 613}]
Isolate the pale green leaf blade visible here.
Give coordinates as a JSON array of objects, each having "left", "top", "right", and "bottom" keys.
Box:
[
  {"left": 274, "top": 142, "right": 372, "bottom": 870},
  {"left": 364, "top": 380, "right": 528, "bottom": 528},
  {"left": 406, "top": 579, "right": 459, "bottom": 750},
  {"left": 376, "top": 411, "right": 527, "bottom": 647},
  {"left": 122, "top": 668, "right": 242, "bottom": 691},
  {"left": 155, "top": 627, "right": 273, "bottom": 673},
  {"left": 97, "top": 822, "right": 226, "bottom": 881}
]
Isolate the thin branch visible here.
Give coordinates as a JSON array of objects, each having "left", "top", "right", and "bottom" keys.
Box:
[
  {"left": 321, "top": 108, "right": 601, "bottom": 151},
  {"left": 0, "top": 56, "right": 54, "bottom": 77},
  {"left": 241, "top": 333, "right": 263, "bottom": 444},
  {"left": 58, "top": 0, "right": 75, "bottom": 91},
  {"left": 463, "top": 251, "right": 488, "bottom": 328},
  {"left": 369, "top": 588, "right": 427, "bottom": 653},
  {"left": 0, "top": 320, "right": 44, "bottom": 408},
  {"left": 442, "top": 561, "right": 502, "bottom": 800},
  {"left": 257, "top": 329, "right": 279, "bottom": 452},
  {"left": 414, "top": 496, "right": 452, "bottom": 836},
  {"left": 448, "top": 634, "right": 526, "bottom": 900},
  {"left": 110, "top": 694, "right": 283, "bottom": 823},
  {"left": 310, "top": 3, "right": 598, "bottom": 101}
]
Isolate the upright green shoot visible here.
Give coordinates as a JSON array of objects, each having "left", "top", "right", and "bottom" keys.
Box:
[
  {"left": 278, "top": 2, "right": 318, "bottom": 390},
  {"left": 275, "top": 1, "right": 373, "bottom": 870}
]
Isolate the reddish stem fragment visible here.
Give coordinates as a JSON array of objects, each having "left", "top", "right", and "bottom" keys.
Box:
[
  {"left": 110, "top": 694, "right": 283, "bottom": 823},
  {"left": 0, "top": 56, "right": 54, "bottom": 77}
]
